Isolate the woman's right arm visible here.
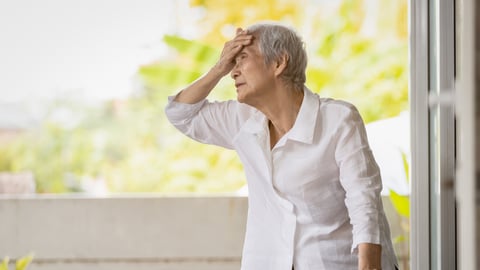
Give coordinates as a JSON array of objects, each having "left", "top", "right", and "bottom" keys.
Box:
[{"left": 174, "top": 28, "right": 253, "bottom": 104}]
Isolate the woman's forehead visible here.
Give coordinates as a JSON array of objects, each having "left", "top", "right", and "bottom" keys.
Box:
[{"left": 242, "top": 38, "right": 261, "bottom": 56}]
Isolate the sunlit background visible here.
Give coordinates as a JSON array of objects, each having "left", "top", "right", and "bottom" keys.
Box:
[
  {"left": 0, "top": 0, "right": 408, "bottom": 195},
  {"left": 0, "top": 0, "right": 197, "bottom": 102},
  {"left": 0, "top": 0, "right": 409, "bottom": 267}
]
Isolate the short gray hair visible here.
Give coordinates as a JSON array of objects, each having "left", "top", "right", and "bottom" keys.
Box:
[{"left": 246, "top": 22, "right": 307, "bottom": 90}]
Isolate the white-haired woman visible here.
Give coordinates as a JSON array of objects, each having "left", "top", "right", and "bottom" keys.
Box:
[{"left": 165, "top": 22, "right": 398, "bottom": 270}]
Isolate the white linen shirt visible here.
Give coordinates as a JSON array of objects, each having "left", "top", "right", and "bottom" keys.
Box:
[{"left": 165, "top": 88, "right": 398, "bottom": 270}]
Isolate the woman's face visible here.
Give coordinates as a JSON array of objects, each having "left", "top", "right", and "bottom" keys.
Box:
[{"left": 230, "top": 38, "right": 277, "bottom": 106}]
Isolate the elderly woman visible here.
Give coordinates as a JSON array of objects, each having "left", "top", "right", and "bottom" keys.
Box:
[{"left": 165, "top": 22, "right": 398, "bottom": 270}]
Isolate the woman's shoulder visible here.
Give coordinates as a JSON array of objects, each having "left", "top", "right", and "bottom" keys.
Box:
[
  {"left": 221, "top": 99, "right": 257, "bottom": 113},
  {"left": 318, "top": 97, "right": 360, "bottom": 116},
  {"left": 212, "top": 99, "right": 259, "bottom": 122}
]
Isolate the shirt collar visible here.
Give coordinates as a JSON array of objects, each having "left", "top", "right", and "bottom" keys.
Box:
[
  {"left": 240, "top": 87, "right": 319, "bottom": 144},
  {"left": 286, "top": 87, "right": 319, "bottom": 144}
]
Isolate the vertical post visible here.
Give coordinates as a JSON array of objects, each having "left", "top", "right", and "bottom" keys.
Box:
[
  {"left": 456, "top": 0, "right": 477, "bottom": 269},
  {"left": 432, "top": 0, "right": 457, "bottom": 268},
  {"left": 409, "top": 0, "right": 431, "bottom": 269}
]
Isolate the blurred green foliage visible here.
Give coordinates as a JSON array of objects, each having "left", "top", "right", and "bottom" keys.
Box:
[
  {"left": 0, "top": 254, "right": 33, "bottom": 270},
  {"left": 389, "top": 151, "right": 411, "bottom": 268},
  {"left": 0, "top": 0, "right": 408, "bottom": 194}
]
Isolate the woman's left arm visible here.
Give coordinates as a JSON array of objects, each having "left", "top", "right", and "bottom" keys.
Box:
[
  {"left": 333, "top": 103, "right": 385, "bottom": 267},
  {"left": 358, "top": 243, "right": 382, "bottom": 270}
]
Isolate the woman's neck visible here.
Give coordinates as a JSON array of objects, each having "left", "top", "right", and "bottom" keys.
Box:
[{"left": 256, "top": 86, "right": 303, "bottom": 148}]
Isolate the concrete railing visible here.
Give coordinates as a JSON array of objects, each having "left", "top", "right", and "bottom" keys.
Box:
[
  {"left": 1, "top": 195, "right": 248, "bottom": 270},
  {"left": 0, "top": 195, "right": 408, "bottom": 270}
]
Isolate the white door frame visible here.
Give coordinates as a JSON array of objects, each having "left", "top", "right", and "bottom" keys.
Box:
[
  {"left": 410, "top": 0, "right": 458, "bottom": 268},
  {"left": 409, "top": 0, "right": 430, "bottom": 269},
  {"left": 456, "top": 0, "right": 477, "bottom": 269}
]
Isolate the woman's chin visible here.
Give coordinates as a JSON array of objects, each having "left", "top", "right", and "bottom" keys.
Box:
[{"left": 236, "top": 94, "right": 246, "bottom": 103}]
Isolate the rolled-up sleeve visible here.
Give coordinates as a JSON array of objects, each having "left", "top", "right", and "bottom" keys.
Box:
[
  {"left": 165, "top": 96, "right": 208, "bottom": 125},
  {"left": 165, "top": 95, "right": 243, "bottom": 149},
  {"left": 334, "top": 104, "right": 383, "bottom": 253}
]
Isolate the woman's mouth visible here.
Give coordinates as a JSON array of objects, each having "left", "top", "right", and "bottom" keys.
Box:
[{"left": 235, "top": 82, "right": 245, "bottom": 89}]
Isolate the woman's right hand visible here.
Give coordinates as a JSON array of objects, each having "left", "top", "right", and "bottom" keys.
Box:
[
  {"left": 213, "top": 28, "right": 253, "bottom": 77},
  {"left": 173, "top": 28, "right": 253, "bottom": 104}
]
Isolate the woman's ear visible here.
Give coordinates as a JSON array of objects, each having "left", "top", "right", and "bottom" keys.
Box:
[{"left": 274, "top": 53, "right": 288, "bottom": 77}]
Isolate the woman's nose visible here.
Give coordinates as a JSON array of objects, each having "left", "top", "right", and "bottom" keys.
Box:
[{"left": 230, "top": 64, "right": 240, "bottom": 79}]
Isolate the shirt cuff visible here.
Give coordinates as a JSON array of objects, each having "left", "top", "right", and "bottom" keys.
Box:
[{"left": 351, "top": 231, "right": 381, "bottom": 254}]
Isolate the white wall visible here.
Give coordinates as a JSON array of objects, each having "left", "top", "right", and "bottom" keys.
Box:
[
  {"left": 0, "top": 196, "right": 248, "bottom": 270},
  {"left": 0, "top": 195, "right": 406, "bottom": 270}
]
